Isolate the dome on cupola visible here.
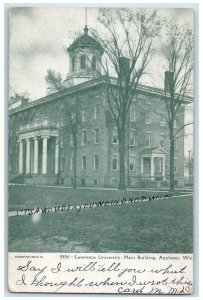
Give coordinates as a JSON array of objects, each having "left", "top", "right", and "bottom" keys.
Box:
[
  {"left": 64, "top": 26, "right": 104, "bottom": 88},
  {"left": 68, "top": 26, "right": 103, "bottom": 55}
]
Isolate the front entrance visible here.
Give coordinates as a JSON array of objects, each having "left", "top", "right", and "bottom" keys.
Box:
[
  {"left": 154, "top": 157, "right": 163, "bottom": 178},
  {"left": 141, "top": 147, "right": 166, "bottom": 180}
]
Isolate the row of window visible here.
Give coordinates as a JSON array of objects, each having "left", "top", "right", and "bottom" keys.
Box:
[
  {"left": 9, "top": 155, "right": 178, "bottom": 175},
  {"left": 55, "top": 155, "right": 100, "bottom": 172},
  {"left": 59, "top": 155, "right": 135, "bottom": 172},
  {"left": 69, "top": 128, "right": 100, "bottom": 146},
  {"left": 56, "top": 155, "right": 179, "bottom": 173},
  {"left": 75, "top": 105, "right": 179, "bottom": 129},
  {"left": 71, "top": 55, "right": 97, "bottom": 72},
  {"left": 71, "top": 106, "right": 99, "bottom": 122},
  {"left": 62, "top": 130, "right": 178, "bottom": 149},
  {"left": 130, "top": 107, "right": 178, "bottom": 128}
]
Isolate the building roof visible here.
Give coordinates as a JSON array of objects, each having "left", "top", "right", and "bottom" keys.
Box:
[
  {"left": 9, "top": 76, "right": 193, "bottom": 115},
  {"left": 67, "top": 26, "right": 103, "bottom": 54}
]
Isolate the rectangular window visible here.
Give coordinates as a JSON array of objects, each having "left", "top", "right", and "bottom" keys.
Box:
[
  {"left": 112, "top": 155, "right": 119, "bottom": 171},
  {"left": 174, "top": 140, "right": 178, "bottom": 150},
  {"left": 81, "top": 178, "right": 86, "bottom": 186},
  {"left": 130, "top": 131, "right": 136, "bottom": 146},
  {"left": 130, "top": 105, "right": 136, "bottom": 121},
  {"left": 82, "top": 109, "right": 86, "bottom": 122},
  {"left": 146, "top": 111, "right": 152, "bottom": 124},
  {"left": 160, "top": 135, "right": 165, "bottom": 148},
  {"left": 94, "top": 154, "right": 99, "bottom": 170},
  {"left": 94, "top": 128, "right": 99, "bottom": 144},
  {"left": 143, "top": 157, "right": 151, "bottom": 175},
  {"left": 145, "top": 133, "right": 151, "bottom": 147},
  {"left": 82, "top": 155, "right": 86, "bottom": 170},
  {"left": 129, "top": 156, "right": 135, "bottom": 171},
  {"left": 94, "top": 106, "right": 98, "bottom": 119},
  {"left": 82, "top": 129, "right": 87, "bottom": 145},
  {"left": 93, "top": 179, "right": 98, "bottom": 186},
  {"left": 112, "top": 128, "right": 118, "bottom": 144}
]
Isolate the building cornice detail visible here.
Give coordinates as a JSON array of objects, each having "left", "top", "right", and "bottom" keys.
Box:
[{"left": 9, "top": 77, "right": 193, "bottom": 115}]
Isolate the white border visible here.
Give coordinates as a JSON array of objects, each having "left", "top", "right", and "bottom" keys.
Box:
[{"left": 1, "top": 1, "right": 201, "bottom": 299}]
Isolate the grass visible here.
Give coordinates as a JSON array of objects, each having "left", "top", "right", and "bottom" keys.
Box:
[{"left": 8, "top": 185, "right": 193, "bottom": 253}]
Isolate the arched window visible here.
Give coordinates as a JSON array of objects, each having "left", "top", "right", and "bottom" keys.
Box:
[
  {"left": 71, "top": 56, "right": 75, "bottom": 72},
  {"left": 92, "top": 56, "right": 96, "bottom": 70},
  {"left": 80, "top": 55, "right": 86, "bottom": 69}
]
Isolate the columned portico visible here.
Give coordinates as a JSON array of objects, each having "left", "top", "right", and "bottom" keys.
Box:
[
  {"left": 141, "top": 147, "right": 167, "bottom": 180},
  {"left": 18, "top": 123, "right": 59, "bottom": 179}
]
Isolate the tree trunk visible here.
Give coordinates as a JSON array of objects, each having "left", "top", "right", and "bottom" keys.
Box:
[
  {"left": 118, "top": 126, "right": 126, "bottom": 190},
  {"left": 169, "top": 124, "right": 175, "bottom": 193}
]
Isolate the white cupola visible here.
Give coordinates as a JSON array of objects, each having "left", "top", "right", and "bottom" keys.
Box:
[{"left": 64, "top": 26, "right": 103, "bottom": 88}]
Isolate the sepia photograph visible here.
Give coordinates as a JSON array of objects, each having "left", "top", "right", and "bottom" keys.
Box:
[{"left": 7, "top": 6, "right": 195, "bottom": 294}]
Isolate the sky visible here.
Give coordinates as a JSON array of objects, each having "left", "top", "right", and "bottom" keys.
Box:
[{"left": 9, "top": 7, "right": 193, "bottom": 156}]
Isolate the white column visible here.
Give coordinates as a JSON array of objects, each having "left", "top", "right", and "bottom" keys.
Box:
[
  {"left": 141, "top": 157, "right": 143, "bottom": 175},
  {"left": 42, "top": 136, "right": 49, "bottom": 174},
  {"left": 18, "top": 139, "right": 23, "bottom": 174},
  {"left": 163, "top": 157, "right": 166, "bottom": 178},
  {"left": 150, "top": 156, "right": 154, "bottom": 178},
  {"left": 33, "top": 137, "right": 39, "bottom": 174},
  {"left": 26, "top": 138, "right": 31, "bottom": 174},
  {"left": 55, "top": 136, "right": 59, "bottom": 174}
]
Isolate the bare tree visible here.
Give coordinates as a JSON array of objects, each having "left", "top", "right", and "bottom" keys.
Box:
[
  {"left": 45, "top": 69, "right": 64, "bottom": 94},
  {"left": 91, "top": 8, "right": 161, "bottom": 190},
  {"left": 64, "top": 99, "right": 80, "bottom": 189},
  {"left": 161, "top": 22, "right": 193, "bottom": 192},
  {"left": 63, "top": 97, "right": 96, "bottom": 189}
]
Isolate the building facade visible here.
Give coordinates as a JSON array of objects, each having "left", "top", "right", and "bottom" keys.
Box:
[{"left": 8, "top": 27, "right": 188, "bottom": 188}]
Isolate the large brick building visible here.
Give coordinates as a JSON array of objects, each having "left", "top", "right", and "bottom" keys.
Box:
[{"left": 8, "top": 27, "right": 189, "bottom": 188}]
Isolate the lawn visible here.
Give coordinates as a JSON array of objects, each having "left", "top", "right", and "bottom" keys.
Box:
[{"left": 8, "top": 185, "right": 193, "bottom": 253}]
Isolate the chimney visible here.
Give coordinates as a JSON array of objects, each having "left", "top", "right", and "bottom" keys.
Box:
[
  {"left": 164, "top": 71, "right": 174, "bottom": 93},
  {"left": 119, "top": 57, "right": 130, "bottom": 82}
]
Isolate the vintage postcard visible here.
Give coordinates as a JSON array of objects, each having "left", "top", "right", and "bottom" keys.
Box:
[{"left": 8, "top": 7, "right": 194, "bottom": 294}]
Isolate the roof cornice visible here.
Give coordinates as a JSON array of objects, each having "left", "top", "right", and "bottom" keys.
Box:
[{"left": 9, "top": 76, "right": 193, "bottom": 115}]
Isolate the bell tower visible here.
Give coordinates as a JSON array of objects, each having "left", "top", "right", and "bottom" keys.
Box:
[{"left": 64, "top": 25, "right": 103, "bottom": 88}]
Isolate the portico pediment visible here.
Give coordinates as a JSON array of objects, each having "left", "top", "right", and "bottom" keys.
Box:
[
  {"left": 141, "top": 146, "right": 167, "bottom": 155},
  {"left": 19, "top": 128, "right": 59, "bottom": 140}
]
